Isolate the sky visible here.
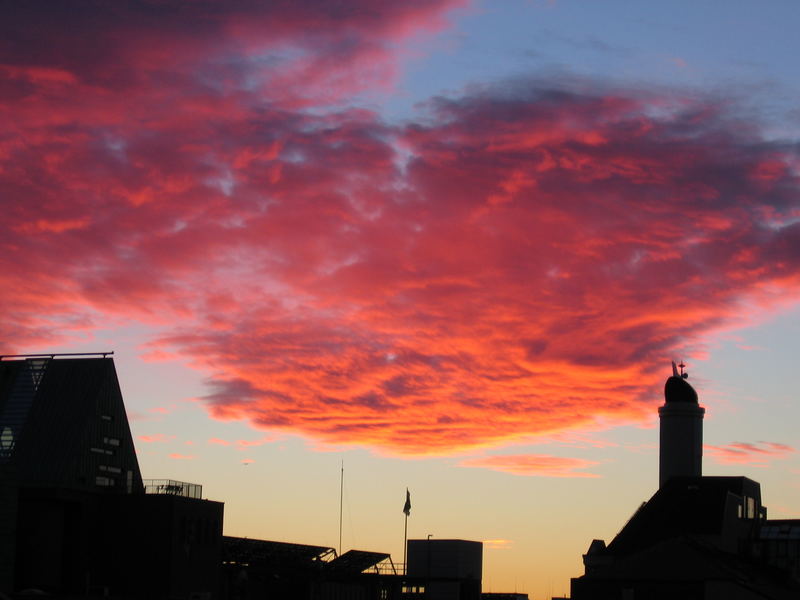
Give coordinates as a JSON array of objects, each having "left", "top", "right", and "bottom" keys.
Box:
[{"left": 1, "top": 0, "right": 799, "bottom": 597}]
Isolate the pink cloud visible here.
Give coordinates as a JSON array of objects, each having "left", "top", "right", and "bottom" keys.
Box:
[
  {"left": 208, "top": 437, "right": 232, "bottom": 446},
  {"left": 207, "top": 436, "right": 273, "bottom": 449},
  {"left": 705, "top": 441, "right": 796, "bottom": 465},
  {"left": 735, "top": 344, "right": 764, "bottom": 351},
  {"left": 137, "top": 434, "right": 175, "bottom": 443},
  {"left": 168, "top": 453, "right": 196, "bottom": 460},
  {"left": 460, "top": 454, "right": 600, "bottom": 478},
  {"left": 235, "top": 437, "right": 274, "bottom": 449}
]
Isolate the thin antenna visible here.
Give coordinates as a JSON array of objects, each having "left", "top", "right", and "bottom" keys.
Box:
[{"left": 338, "top": 460, "right": 344, "bottom": 556}]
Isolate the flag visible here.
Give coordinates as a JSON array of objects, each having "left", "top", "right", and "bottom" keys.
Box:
[{"left": 403, "top": 488, "right": 411, "bottom": 516}]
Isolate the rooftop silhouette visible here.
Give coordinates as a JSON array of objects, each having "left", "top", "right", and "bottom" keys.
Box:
[
  {"left": 570, "top": 363, "right": 800, "bottom": 599},
  {"left": 0, "top": 354, "right": 492, "bottom": 600}
]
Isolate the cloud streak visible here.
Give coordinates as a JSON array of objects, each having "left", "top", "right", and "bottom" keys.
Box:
[
  {"left": 461, "top": 454, "right": 600, "bottom": 478},
  {"left": 705, "top": 442, "right": 796, "bottom": 465},
  {"left": 1, "top": 1, "right": 799, "bottom": 456},
  {"left": 168, "top": 453, "right": 196, "bottom": 460},
  {"left": 138, "top": 434, "right": 175, "bottom": 443}
]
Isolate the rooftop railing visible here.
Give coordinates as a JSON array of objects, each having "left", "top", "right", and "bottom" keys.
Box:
[{"left": 143, "top": 478, "right": 202, "bottom": 499}]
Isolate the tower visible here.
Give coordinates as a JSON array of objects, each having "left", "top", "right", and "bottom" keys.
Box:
[{"left": 658, "top": 361, "right": 704, "bottom": 487}]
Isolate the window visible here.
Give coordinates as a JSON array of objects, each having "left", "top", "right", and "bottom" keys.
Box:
[
  {"left": 95, "top": 476, "right": 115, "bottom": 487},
  {"left": 90, "top": 447, "right": 114, "bottom": 456},
  {"left": 99, "top": 465, "right": 121, "bottom": 474},
  {"left": 103, "top": 436, "right": 120, "bottom": 446},
  {"left": 100, "top": 414, "right": 113, "bottom": 421},
  {"left": 0, "top": 426, "right": 15, "bottom": 455},
  {"left": 746, "top": 497, "right": 756, "bottom": 519}
]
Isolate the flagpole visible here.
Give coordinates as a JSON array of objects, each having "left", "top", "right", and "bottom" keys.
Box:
[
  {"left": 403, "top": 511, "right": 408, "bottom": 575},
  {"left": 402, "top": 488, "right": 411, "bottom": 575},
  {"left": 338, "top": 461, "right": 343, "bottom": 556}
]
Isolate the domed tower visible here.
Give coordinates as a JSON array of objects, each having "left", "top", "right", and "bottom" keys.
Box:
[{"left": 659, "top": 361, "right": 705, "bottom": 487}]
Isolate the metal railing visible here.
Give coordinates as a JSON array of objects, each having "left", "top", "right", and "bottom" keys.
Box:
[{"left": 143, "top": 478, "right": 202, "bottom": 499}]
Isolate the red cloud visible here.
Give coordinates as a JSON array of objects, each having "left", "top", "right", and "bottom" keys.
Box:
[
  {"left": 460, "top": 454, "right": 600, "bottom": 478},
  {"left": 705, "top": 442, "right": 796, "bottom": 465},
  {"left": 2, "top": 3, "right": 800, "bottom": 456}
]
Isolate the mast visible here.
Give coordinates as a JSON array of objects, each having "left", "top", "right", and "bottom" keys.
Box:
[{"left": 338, "top": 460, "right": 344, "bottom": 556}]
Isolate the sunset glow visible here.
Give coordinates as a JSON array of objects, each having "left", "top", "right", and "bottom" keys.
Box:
[{"left": 2, "top": 2, "right": 799, "bottom": 597}]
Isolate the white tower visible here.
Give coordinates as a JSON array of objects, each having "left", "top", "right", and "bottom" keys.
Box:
[{"left": 658, "top": 361, "right": 704, "bottom": 487}]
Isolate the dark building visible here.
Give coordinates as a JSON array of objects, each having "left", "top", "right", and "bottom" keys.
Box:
[
  {"left": 220, "top": 536, "right": 401, "bottom": 600},
  {"left": 218, "top": 536, "right": 486, "bottom": 600},
  {"left": 570, "top": 363, "right": 800, "bottom": 600},
  {"left": 1, "top": 353, "right": 494, "bottom": 600},
  {"left": 0, "top": 354, "right": 223, "bottom": 598},
  {"left": 405, "top": 539, "right": 483, "bottom": 600}
]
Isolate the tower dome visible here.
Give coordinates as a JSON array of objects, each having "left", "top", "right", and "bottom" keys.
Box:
[
  {"left": 658, "top": 361, "right": 704, "bottom": 487},
  {"left": 664, "top": 375, "right": 698, "bottom": 404}
]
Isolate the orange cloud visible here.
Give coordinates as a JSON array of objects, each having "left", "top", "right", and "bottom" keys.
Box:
[
  {"left": 705, "top": 442, "right": 796, "bottom": 465},
  {"left": 483, "top": 539, "right": 514, "bottom": 550},
  {"left": 460, "top": 454, "right": 600, "bottom": 478},
  {"left": 1, "top": 2, "right": 799, "bottom": 458}
]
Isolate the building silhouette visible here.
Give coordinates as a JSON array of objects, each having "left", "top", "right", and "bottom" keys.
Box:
[
  {"left": 570, "top": 363, "right": 800, "bottom": 599},
  {"left": 0, "top": 354, "right": 493, "bottom": 599},
  {"left": 0, "top": 354, "right": 223, "bottom": 598},
  {"left": 405, "top": 539, "right": 482, "bottom": 600}
]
